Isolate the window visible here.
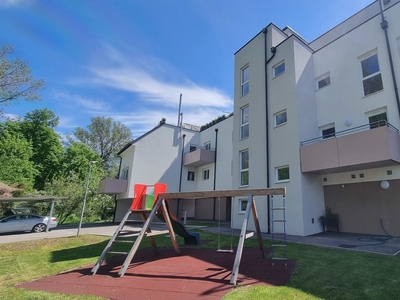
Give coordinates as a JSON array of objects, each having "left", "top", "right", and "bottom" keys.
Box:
[
  {"left": 203, "top": 169, "right": 210, "bottom": 180},
  {"left": 187, "top": 171, "right": 195, "bottom": 181},
  {"left": 360, "top": 53, "right": 383, "bottom": 96},
  {"left": 241, "top": 66, "right": 249, "bottom": 96},
  {"left": 317, "top": 76, "right": 331, "bottom": 89},
  {"left": 204, "top": 142, "right": 211, "bottom": 150},
  {"left": 189, "top": 145, "right": 197, "bottom": 152},
  {"left": 239, "top": 199, "right": 248, "bottom": 213},
  {"left": 121, "top": 167, "right": 129, "bottom": 180},
  {"left": 274, "top": 110, "right": 287, "bottom": 126},
  {"left": 369, "top": 112, "right": 387, "bottom": 129},
  {"left": 240, "top": 106, "right": 249, "bottom": 139},
  {"left": 240, "top": 150, "right": 249, "bottom": 186},
  {"left": 322, "top": 127, "right": 335, "bottom": 139},
  {"left": 274, "top": 62, "right": 285, "bottom": 77},
  {"left": 276, "top": 166, "right": 290, "bottom": 182}
]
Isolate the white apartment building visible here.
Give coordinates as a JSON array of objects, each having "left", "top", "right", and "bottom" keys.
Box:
[{"left": 105, "top": 0, "right": 400, "bottom": 237}]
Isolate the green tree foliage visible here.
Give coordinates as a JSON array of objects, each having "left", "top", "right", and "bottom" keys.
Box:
[
  {"left": 69, "top": 116, "right": 132, "bottom": 174},
  {"left": 0, "top": 130, "right": 37, "bottom": 189},
  {"left": 63, "top": 142, "right": 102, "bottom": 180},
  {"left": 1, "top": 109, "right": 64, "bottom": 190},
  {"left": 0, "top": 45, "right": 45, "bottom": 106}
]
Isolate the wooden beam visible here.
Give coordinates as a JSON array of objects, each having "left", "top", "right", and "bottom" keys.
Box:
[{"left": 159, "top": 188, "right": 285, "bottom": 200}]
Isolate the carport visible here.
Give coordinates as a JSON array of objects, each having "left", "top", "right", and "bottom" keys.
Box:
[{"left": 0, "top": 197, "right": 66, "bottom": 232}]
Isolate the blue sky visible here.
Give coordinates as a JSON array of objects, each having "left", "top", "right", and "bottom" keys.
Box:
[{"left": 1, "top": 0, "right": 373, "bottom": 138}]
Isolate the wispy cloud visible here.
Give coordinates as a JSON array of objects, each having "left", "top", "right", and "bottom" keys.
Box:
[
  {"left": 0, "top": 0, "right": 32, "bottom": 8},
  {"left": 68, "top": 45, "right": 233, "bottom": 138},
  {"left": 52, "top": 90, "right": 111, "bottom": 112}
]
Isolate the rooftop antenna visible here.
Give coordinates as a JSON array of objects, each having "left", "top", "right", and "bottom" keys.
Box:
[{"left": 177, "top": 94, "right": 182, "bottom": 126}]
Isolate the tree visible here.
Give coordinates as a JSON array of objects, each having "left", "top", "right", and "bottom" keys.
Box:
[
  {"left": 0, "top": 130, "right": 37, "bottom": 189},
  {"left": 0, "top": 45, "right": 44, "bottom": 106},
  {"left": 1, "top": 109, "right": 64, "bottom": 190},
  {"left": 69, "top": 116, "right": 132, "bottom": 174}
]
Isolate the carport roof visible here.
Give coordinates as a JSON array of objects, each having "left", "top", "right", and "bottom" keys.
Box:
[{"left": 0, "top": 197, "right": 66, "bottom": 202}]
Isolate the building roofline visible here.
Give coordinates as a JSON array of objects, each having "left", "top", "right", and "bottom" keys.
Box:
[
  {"left": 234, "top": 23, "right": 283, "bottom": 55},
  {"left": 117, "top": 122, "right": 199, "bottom": 156}
]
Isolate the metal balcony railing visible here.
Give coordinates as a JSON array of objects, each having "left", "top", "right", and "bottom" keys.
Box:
[{"left": 300, "top": 121, "right": 399, "bottom": 146}]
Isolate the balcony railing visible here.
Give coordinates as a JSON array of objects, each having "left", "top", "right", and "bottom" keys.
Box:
[
  {"left": 300, "top": 121, "right": 400, "bottom": 174},
  {"left": 301, "top": 120, "right": 398, "bottom": 146}
]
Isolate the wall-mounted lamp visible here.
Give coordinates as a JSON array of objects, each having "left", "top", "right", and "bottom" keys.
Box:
[
  {"left": 345, "top": 118, "right": 353, "bottom": 126},
  {"left": 380, "top": 180, "right": 390, "bottom": 190}
]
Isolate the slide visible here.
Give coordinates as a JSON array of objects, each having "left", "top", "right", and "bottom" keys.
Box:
[{"left": 156, "top": 200, "right": 200, "bottom": 245}]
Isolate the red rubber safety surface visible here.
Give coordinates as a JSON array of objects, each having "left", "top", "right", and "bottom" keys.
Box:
[{"left": 17, "top": 247, "right": 296, "bottom": 300}]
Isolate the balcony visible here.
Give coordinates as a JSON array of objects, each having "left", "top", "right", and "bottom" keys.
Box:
[
  {"left": 183, "top": 146, "right": 215, "bottom": 167},
  {"left": 98, "top": 178, "right": 128, "bottom": 194},
  {"left": 300, "top": 122, "right": 400, "bottom": 174}
]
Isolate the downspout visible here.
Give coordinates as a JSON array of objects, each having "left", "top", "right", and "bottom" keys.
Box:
[
  {"left": 112, "top": 155, "right": 123, "bottom": 223},
  {"left": 212, "top": 128, "right": 218, "bottom": 220},
  {"left": 378, "top": 0, "right": 400, "bottom": 118},
  {"left": 177, "top": 134, "right": 186, "bottom": 217},
  {"left": 263, "top": 27, "right": 276, "bottom": 233}
]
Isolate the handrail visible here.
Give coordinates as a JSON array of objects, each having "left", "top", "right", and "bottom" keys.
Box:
[{"left": 300, "top": 121, "right": 399, "bottom": 146}]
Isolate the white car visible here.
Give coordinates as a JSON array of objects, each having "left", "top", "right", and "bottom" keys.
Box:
[{"left": 0, "top": 214, "right": 58, "bottom": 233}]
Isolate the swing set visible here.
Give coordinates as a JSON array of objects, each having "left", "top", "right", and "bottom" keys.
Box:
[{"left": 92, "top": 184, "right": 286, "bottom": 285}]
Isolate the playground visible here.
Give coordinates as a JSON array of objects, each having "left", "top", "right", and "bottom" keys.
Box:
[{"left": 17, "top": 246, "right": 295, "bottom": 299}]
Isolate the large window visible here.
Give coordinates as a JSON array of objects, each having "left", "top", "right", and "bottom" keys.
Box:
[
  {"left": 274, "top": 61, "right": 285, "bottom": 77},
  {"left": 240, "top": 150, "right": 249, "bottom": 186},
  {"left": 360, "top": 53, "right": 383, "bottom": 96},
  {"left": 240, "top": 106, "right": 249, "bottom": 139},
  {"left": 241, "top": 66, "right": 249, "bottom": 96},
  {"left": 274, "top": 110, "right": 287, "bottom": 127},
  {"left": 276, "top": 166, "right": 290, "bottom": 182}
]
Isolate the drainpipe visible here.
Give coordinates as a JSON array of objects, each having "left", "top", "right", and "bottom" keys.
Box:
[
  {"left": 177, "top": 134, "right": 186, "bottom": 217},
  {"left": 112, "top": 155, "right": 123, "bottom": 223},
  {"left": 378, "top": 0, "right": 400, "bottom": 119},
  {"left": 263, "top": 27, "right": 276, "bottom": 233},
  {"left": 212, "top": 128, "right": 218, "bottom": 220}
]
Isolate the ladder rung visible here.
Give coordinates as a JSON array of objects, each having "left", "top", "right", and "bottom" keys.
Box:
[
  {"left": 114, "top": 240, "right": 135, "bottom": 243},
  {"left": 271, "top": 257, "right": 288, "bottom": 260},
  {"left": 245, "top": 232, "right": 254, "bottom": 239},
  {"left": 145, "top": 230, "right": 170, "bottom": 237},
  {"left": 271, "top": 219, "right": 286, "bottom": 222},
  {"left": 271, "top": 207, "right": 285, "bottom": 210},
  {"left": 271, "top": 244, "right": 287, "bottom": 247},
  {"left": 108, "top": 251, "right": 129, "bottom": 255}
]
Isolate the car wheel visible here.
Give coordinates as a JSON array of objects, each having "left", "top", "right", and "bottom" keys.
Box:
[{"left": 32, "top": 223, "right": 46, "bottom": 233}]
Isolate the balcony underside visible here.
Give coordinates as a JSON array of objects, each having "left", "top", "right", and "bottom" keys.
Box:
[
  {"left": 98, "top": 178, "right": 128, "bottom": 194},
  {"left": 300, "top": 125, "right": 400, "bottom": 174},
  {"left": 183, "top": 148, "right": 215, "bottom": 167}
]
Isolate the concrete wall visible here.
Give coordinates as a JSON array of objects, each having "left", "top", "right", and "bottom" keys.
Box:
[{"left": 324, "top": 179, "right": 400, "bottom": 236}]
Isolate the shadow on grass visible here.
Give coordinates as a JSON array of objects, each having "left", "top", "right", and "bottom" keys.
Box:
[{"left": 50, "top": 240, "right": 110, "bottom": 262}]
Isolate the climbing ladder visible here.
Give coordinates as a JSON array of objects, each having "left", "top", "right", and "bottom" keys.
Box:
[
  {"left": 270, "top": 194, "right": 287, "bottom": 265},
  {"left": 91, "top": 183, "right": 180, "bottom": 277}
]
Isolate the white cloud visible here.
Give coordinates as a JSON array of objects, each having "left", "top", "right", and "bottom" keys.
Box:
[
  {"left": 68, "top": 45, "right": 233, "bottom": 138},
  {"left": 52, "top": 90, "right": 111, "bottom": 112},
  {"left": 85, "top": 45, "right": 232, "bottom": 108}
]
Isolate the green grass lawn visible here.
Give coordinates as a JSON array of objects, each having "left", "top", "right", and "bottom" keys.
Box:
[{"left": 0, "top": 230, "right": 399, "bottom": 300}]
